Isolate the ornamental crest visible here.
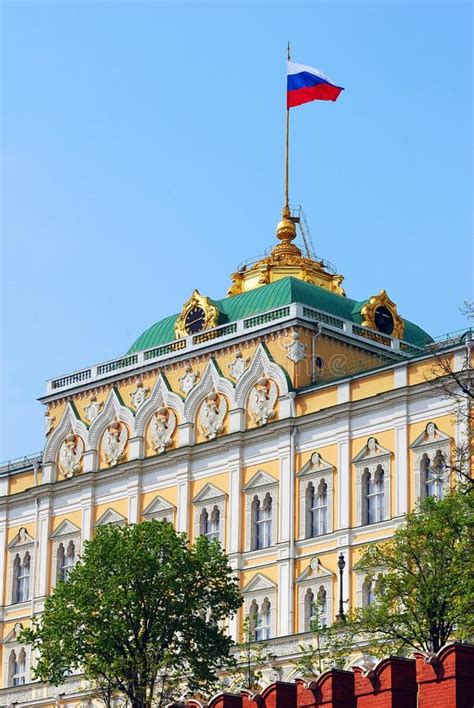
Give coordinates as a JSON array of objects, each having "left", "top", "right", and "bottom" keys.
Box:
[
  {"left": 101, "top": 420, "right": 128, "bottom": 466},
  {"left": 150, "top": 406, "right": 177, "bottom": 454},
  {"left": 179, "top": 364, "right": 200, "bottom": 395},
  {"left": 58, "top": 430, "right": 84, "bottom": 479},
  {"left": 84, "top": 395, "right": 104, "bottom": 424},
  {"left": 284, "top": 330, "right": 307, "bottom": 363},
  {"left": 130, "top": 381, "right": 150, "bottom": 410},
  {"left": 45, "top": 411, "right": 55, "bottom": 435},
  {"left": 249, "top": 376, "right": 278, "bottom": 426},
  {"left": 198, "top": 391, "right": 227, "bottom": 440},
  {"left": 228, "top": 350, "right": 250, "bottom": 380}
]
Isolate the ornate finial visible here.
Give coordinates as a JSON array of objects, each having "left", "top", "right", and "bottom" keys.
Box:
[{"left": 276, "top": 206, "right": 297, "bottom": 242}]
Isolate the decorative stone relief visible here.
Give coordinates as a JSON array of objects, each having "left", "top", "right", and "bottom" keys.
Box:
[
  {"left": 249, "top": 376, "right": 278, "bottom": 426},
  {"left": 84, "top": 395, "right": 103, "bottom": 424},
  {"left": 285, "top": 330, "right": 307, "bottom": 363},
  {"left": 130, "top": 381, "right": 150, "bottom": 410},
  {"left": 198, "top": 392, "right": 227, "bottom": 440},
  {"left": 150, "top": 406, "right": 177, "bottom": 453},
  {"left": 101, "top": 420, "right": 128, "bottom": 466},
  {"left": 179, "top": 364, "right": 200, "bottom": 395},
  {"left": 45, "top": 411, "right": 55, "bottom": 435},
  {"left": 58, "top": 431, "right": 84, "bottom": 479},
  {"left": 229, "top": 350, "right": 250, "bottom": 380}
]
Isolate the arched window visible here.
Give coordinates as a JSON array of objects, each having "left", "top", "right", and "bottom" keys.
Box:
[
  {"left": 252, "top": 493, "right": 272, "bottom": 550},
  {"left": 422, "top": 451, "right": 446, "bottom": 499},
  {"left": 257, "top": 598, "right": 271, "bottom": 641},
  {"left": 317, "top": 586, "right": 328, "bottom": 627},
  {"left": 58, "top": 540, "right": 75, "bottom": 582},
  {"left": 362, "top": 578, "right": 375, "bottom": 607},
  {"left": 304, "top": 587, "right": 315, "bottom": 631},
  {"left": 248, "top": 597, "right": 272, "bottom": 641},
  {"left": 200, "top": 505, "right": 220, "bottom": 541},
  {"left": 365, "top": 466, "right": 384, "bottom": 524},
  {"left": 10, "top": 649, "right": 26, "bottom": 686},
  {"left": 14, "top": 552, "right": 30, "bottom": 603},
  {"left": 307, "top": 480, "right": 328, "bottom": 537}
]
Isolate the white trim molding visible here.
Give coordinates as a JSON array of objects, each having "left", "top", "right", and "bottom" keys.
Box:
[
  {"left": 142, "top": 495, "right": 176, "bottom": 525},
  {"left": 192, "top": 483, "right": 227, "bottom": 546},
  {"left": 241, "top": 572, "right": 278, "bottom": 640},
  {"left": 410, "top": 422, "right": 451, "bottom": 502},
  {"left": 243, "top": 470, "right": 279, "bottom": 552},
  {"left": 296, "top": 560, "right": 334, "bottom": 631},
  {"left": 297, "top": 452, "right": 334, "bottom": 540},
  {"left": 353, "top": 437, "right": 392, "bottom": 526}
]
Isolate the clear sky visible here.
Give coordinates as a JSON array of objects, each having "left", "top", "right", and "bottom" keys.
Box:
[{"left": 1, "top": 1, "right": 472, "bottom": 461}]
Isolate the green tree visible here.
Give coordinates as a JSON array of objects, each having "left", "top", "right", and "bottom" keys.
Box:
[
  {"left": 292, "top": 598, "right": 350, "bottom": 678},
  {"left": 226, "top": 615, "right": 276, "bottom": 692},
  {"left": 21, "top": 520, "right": 242, "bottom": 708},
  {"left": 351, "top": 488, "right": 474, "bottom": 655}
]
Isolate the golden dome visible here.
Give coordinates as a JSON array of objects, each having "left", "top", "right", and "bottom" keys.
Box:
[{"left": 276, "top": 215, "right": 296, "bottom": 242}]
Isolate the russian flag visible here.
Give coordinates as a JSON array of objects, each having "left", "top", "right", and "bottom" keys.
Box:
[{"left": 287, "top": 61, "right": 344, "bottom": 108}]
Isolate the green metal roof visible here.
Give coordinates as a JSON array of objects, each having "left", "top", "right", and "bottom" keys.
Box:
[{"left": 127, "top": 277, "right": 432, "bottom": 353}]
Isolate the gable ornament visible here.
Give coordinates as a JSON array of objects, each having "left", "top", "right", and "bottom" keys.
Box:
[
  {"left": 285, "top": 330, "right": 307, "bottom": 363},
  {"left": 130, "top": 380, "right": 150, "bottom": 410},
  {"left": 179, "top": 364, "right": 200, "bottom": 396},
  {"left": 229, "top": 350, "right": 250, "bottom": 380},
  {"left": 45, "top": 410, "right": 55, "bottom": 435},
  {"left": 102, "top": 419, "right": 128, "bottom": 466},
  {"left": 58, "top": 430, "right": 84, "bottom": 479},
  {"left": 249, "top": 376, "right": 278, "bottom": 426},
  {"left": 150, "top": 406, "right": 176, "bottom": 454},
  {"left": 84, "top": 395, "right": 104, "bottom": 424},
  {"left": 198, "top": 391, "right": 227, "bottom": 440}
]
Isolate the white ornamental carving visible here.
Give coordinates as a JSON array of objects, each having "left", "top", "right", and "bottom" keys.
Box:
[
  {"left": 130, "top": 381, "right": 150, "bottom": 410},
  {"left": 45, "top": 411, "right": 55, "bottom": 435},
  {"left": 179, "top": 364, "right": 200, "bottom": 395},
  {"left": 285, "top": 330, "right": 307, "bottom": 363},
  {"left": 102, "top": 420, "right": 128, "bottom": 466},
  {"left": 198, "top": 391, "right": 227, "bottom": 440},
  {"left": 249, "top": 376, "right": 278, "bottom": 426},
  {"left": 229, "top": 350, "right": 250, "bottom": 380},
  {"left": 150, "top": 406, "right": 177, "bottom": 453},
  {"left": 84, "top": 395, "right": 104, "bottom": 424},
  {"left": 58, "top": 431, "right": 84, "bottom": 478}
]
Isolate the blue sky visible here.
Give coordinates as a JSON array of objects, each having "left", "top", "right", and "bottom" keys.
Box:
[{"left": 1, "top": 1, "right": 472, "bottom": 460}]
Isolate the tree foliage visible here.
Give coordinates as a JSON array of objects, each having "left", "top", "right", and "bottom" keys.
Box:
[
  {"left": 350, "top": 488, "right": 474, "bottom": 655},
  {"left": 21, "top": 520, "right": 242, "bottom": 708}
]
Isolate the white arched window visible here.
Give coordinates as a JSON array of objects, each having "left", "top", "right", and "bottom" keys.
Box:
[
  {"left": 307, "top": 480, "right": 327, "bottom": 537},
  {"left": 421, "top": 450, "right": 446, "bottom": 500},
  {"left": 362, "top": 578, "right": 375, "bottom": 607},
  {"left": 365, "top": 465, "right": 384, "bottom": 524},
  {"left": 58, "top": 540, "right": 76, "bottom": 582},
  {"left": 317, "top": 586, "right": 328, "bottom": 627},
  {"left": 248, "top": 597, "right": 271, "bottom": 641},
  {"left": 304, "top": 588, "right": 315, "bottom": 631},
  {"left": 13, "top": 552, "right": 30, "bottom": 604},
  {"left": 9, "top": 649, "right": 26, "bottom": 686},
  {"left": 252, "top": 492, "right": 272, "bottom": 550},
  {"left": 200, "top": 505, "right": 220, "bottom": 541}
]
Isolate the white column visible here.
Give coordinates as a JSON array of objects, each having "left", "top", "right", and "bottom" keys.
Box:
[
  {"left": 337, "top": 433, "right": 350, "bottom": 529},
  {"left": 36, "top": 495, "right": 52, "bottom": 598},
  {"left": 228, "top": 453, "right": 242, "bottom": 555},
  {"left": 277, "top": 438, "right": 293, "bottom": 636},
  {"left": 0, "top": 511, "right": 7, "bottom": 607},
  {"left": 81, "top": 488, "right": 95, "bottom": 549},
  {"left": 127, "top": 472, "right": 141, "bottom": 524},
  {"left": 395, "top": 424, "right": 408, "bottom": 515},
  {"left": 176, "top": 460, "right": 191, "bottom": 535}
]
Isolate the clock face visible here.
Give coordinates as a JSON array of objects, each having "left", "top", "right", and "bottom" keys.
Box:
[
  {"left": 185, "top": 306, "right": 206, "bottom": 334},
  {"left": 374, "top": 305, "right": 395, "bottom": 335}
]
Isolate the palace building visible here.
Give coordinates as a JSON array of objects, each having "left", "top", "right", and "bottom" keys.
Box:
[{"left": 0, "top": 204, "right": 471, "bottom": 705}]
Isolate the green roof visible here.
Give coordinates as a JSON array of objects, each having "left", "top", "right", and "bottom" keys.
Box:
[{"left": 127, "top": 277, "right": 432, "bottom": 353}]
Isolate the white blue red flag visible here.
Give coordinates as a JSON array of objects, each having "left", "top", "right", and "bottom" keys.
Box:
[{"left": 287, "top": 61, "right": 344, "bottom": 108}]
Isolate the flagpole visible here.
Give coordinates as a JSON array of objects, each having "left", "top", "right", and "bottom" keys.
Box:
[{"left": 284, "top": 41, "right": 290, "bottom": 216}]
